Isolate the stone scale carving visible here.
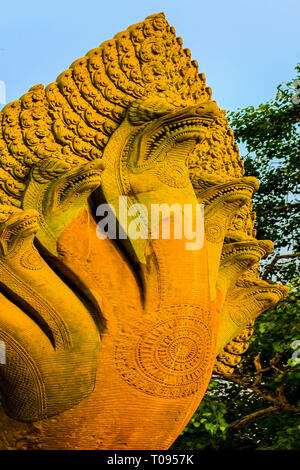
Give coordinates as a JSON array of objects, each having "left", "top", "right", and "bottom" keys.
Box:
[{"left": 0, "top": 13, "right": 287, "bottom": 449}]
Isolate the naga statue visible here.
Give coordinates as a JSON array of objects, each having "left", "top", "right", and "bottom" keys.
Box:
[{"left": 0, "top": 13, "right": 288, "bottom": 450}]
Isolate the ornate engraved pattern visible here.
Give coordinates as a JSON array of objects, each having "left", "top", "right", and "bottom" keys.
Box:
[
  {"left": 205, "top": 221, "right": 224, "bottom": 243},
  {"left": 0, "top": 12, "right": 288, "bottom": 450},
  {"left": 214, "top": 324, "right": 254, "bottom": 375},
  {"left": 20, "top": 250, "right": 44, "bottom": 270},
  {"left": 229, "top": 306, "right": 250, "bottom": 328},
  {"left": 115, "top": 305, "right": 213, "bottom": 398},
  {"left": 0, "top": 13, "right": 213, "bottom": 207},
  {"left": 156, "top": 163, "right": 189, "bottom": 188},
  {"left": 187, "top": 121, "right": 245, "bottom": 184},
  {"left": 0, "top": 328, "right": 46, "bottom": 421}
]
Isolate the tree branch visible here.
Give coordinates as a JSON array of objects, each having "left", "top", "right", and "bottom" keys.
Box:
[
  {"left": 228, "top": 406, "right": 278, "bottom": 430},
  {"left": 219, "top": 372, "right": 297, "bottom": 412},
  {"left": 262, "top": 252, "right": 300, "bottom": 280},
  {"left": 257, "top": 202, "right": 300, "bottom": 217}
]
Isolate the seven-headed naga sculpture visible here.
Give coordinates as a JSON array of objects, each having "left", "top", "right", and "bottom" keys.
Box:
[{"left": 0, "top": 13, "right": 288, "bottom": 449}]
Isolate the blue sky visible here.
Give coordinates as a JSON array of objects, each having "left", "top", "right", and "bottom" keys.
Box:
[{"left": 0, "top": 0, "right": 299, "bottom": 112}]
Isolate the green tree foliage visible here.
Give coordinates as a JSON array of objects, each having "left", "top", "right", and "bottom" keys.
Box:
[
  {"left": 172, "top": 65, "right": 300, "bottom": 450},
  {"left": 229, "top": 65, "right": 300, "bottom": 282}
]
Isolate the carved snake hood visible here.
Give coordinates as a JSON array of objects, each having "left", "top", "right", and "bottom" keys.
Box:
[
  {"left": 0, "top": 12, "right": 244, "bottom": 209},
  {"left": 0, "top": 13, "right": 288, "bottom": 450}
]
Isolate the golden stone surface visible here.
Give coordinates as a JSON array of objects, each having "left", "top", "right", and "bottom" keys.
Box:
[{"left": 0, "top": 13, "right": 288, "bottom": 449}]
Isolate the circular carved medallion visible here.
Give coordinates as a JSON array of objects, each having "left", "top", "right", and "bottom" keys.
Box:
[
  {"left": 156, "top": 164, "right": 189, "bottom": 188},
  {"left": 115, "top": 306, "right": 213, "bottom": 398},
  {"left": 20, "top": 250, "right": 44, "bottom": 270},
  {"left": 205, "top": 222, "right": 224, "bottom": 243},
  {"left": 229, "top": 305, "right": 250, "bottom": 328}
]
